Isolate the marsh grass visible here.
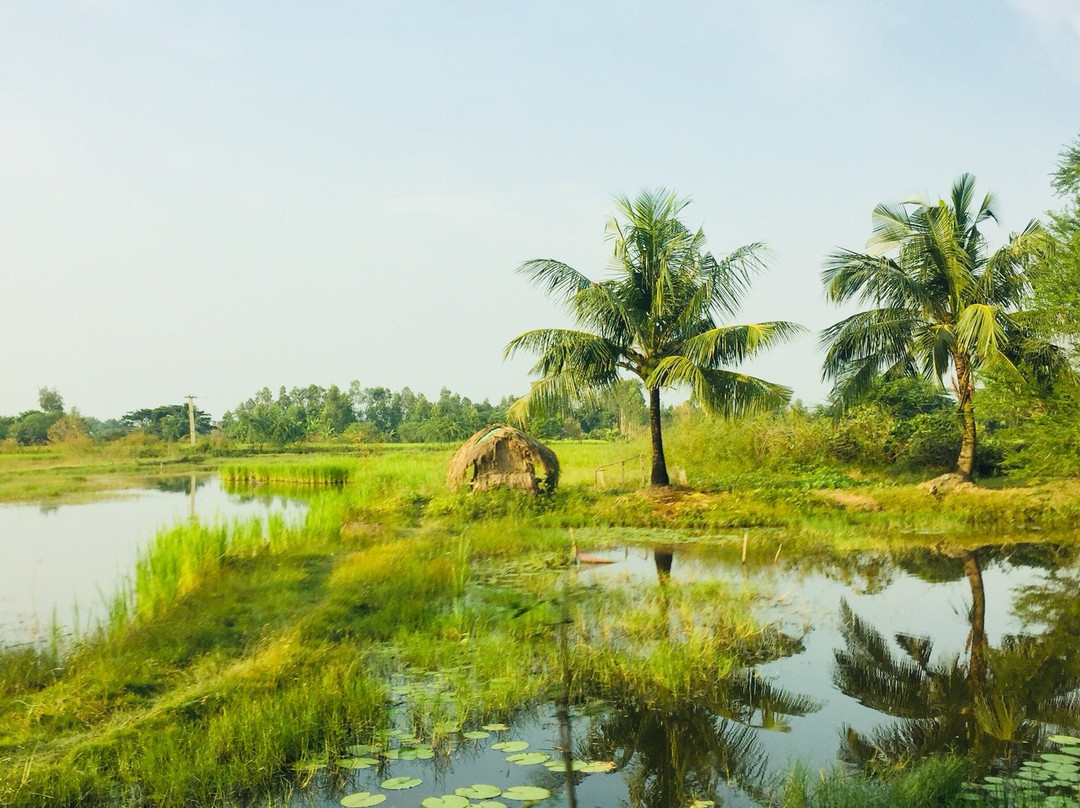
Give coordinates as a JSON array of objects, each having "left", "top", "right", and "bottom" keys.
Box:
[
  {"left": 6, "top": 443, "right": 1080, "bottom": 806},
  {"left": 767, "top": 759, "right": 968, "bottom": 808},
  {"left": 220, "top": 458, "right": 357, "bottom": 486}
]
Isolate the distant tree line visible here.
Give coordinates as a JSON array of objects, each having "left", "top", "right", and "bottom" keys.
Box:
[
  {"left": 219, "top": 380, "right": 650, "bottom": 445},
  {"left": 0, "top": 388, "right": 213, "bottom": 447}
]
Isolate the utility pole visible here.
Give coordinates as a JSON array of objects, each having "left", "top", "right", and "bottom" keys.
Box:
[{"left": 185, "top": 395, "right": 197, "bottom": 446}]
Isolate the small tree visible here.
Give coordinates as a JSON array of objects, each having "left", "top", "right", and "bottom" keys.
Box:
[{"left": 38, "top": 387, "right": 63, "bottom": 413}]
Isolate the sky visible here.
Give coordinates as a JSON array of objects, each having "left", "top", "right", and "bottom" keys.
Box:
[{"left": 2, "top": 0, "right": 1079, "bottom": 420}]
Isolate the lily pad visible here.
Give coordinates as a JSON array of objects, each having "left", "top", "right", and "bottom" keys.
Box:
[
  {"left": 476, "top": 803, "right": 508, "bottom": 808},
  {"left": 482, "top": 723, "right": 509, "bottom": 731},
  {"left": 422, "top": 797, "right": 470, "bottom": 808},
  {"left": 381, "top": 776, "right": 422, "bottom": 790},
  {"left": 347, "top": 743, "right": 380, "bottom": 756},
  {"left": 1051, "top": 735, "right": 1080, "bottom": 745},
  {"left": 463, "top": 730, "right": 491, "bottom": 740},
  {"left": 338, "top": 757, "right": 379, "bottom": 769},
  {"left": 341, "top": 793, "right": 387, "bottom": 808},
  {"left": 1043, "top": 754, "right": 1077, "bottom": 764},
  {"left": 506, "top": 752, "right": 551, "bottom": 766},
  {"left": 492, "top": 740, "right": 530, "bottom": 753},
  {"left": 295, "top": 759, "right": 327, "bottom": 772},
  {"left": 581, "top": 760, "right": 616, "bottom": 773},
  {"left": 432, "top": 721, "right": 461, "bottom": 734},
  {"left": 502, "top": 786, "right": 552, "bottom": 801},
  {"left": 544, "top": 760, "right": 587, "bottom": 772},
  {"left": 456, "top": 785, "right": 503, "bottom": 799}
]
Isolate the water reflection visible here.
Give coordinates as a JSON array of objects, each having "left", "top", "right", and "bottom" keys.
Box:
[
  {"left": 0, "top": 477, "right": 305, "bottom": 644},
  {"left": 834, "top": 543, "right": 1080, "bottom": 771},
  {"left": 570, "top": 548, "right": 821, "bottom": 808}
]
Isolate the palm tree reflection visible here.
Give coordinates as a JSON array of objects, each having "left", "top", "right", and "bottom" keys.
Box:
[
  {"left": 834, "top": 544, "right": 1080, "bottom": 771},
  {"left": 576, "top": 549, "right": 820, "bottom": 807}
]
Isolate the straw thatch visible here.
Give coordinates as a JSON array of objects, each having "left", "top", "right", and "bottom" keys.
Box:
[{"left": 446, "top": 424, "right": 559, "bottom": 494}]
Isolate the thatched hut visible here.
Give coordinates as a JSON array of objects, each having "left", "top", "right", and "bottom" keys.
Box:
[{"left": 447, "top": 425, "right": 559, "bottom": 494}]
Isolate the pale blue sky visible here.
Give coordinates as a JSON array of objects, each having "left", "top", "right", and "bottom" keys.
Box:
[{"left": 2, "top": 1, "right": 1078, "bottom": 419}]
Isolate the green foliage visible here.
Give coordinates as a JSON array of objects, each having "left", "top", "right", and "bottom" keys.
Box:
[
  {"left": 6, "top": 409, "right": 62, "bottom": 445},
  {"left": 37, "top": 387, "right": 63, "bottom": 413},
  {"left": 822, "top": 173, "right": 1071, "bottom": 478},
  {"left": 122, "top": 404, "right": 212, "bottom": 441},
  {"left": 507, "top": 188, "right": 801, "bottom": 484},
  {"left": 768, "top": 758, "right": 968, "bottom": 808}
]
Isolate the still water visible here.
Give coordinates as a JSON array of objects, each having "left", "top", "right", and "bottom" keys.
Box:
[
  {"left": 0, "top": 477, "right": 304, "bottom": 644},
  {"left": 298, "top": 540, "right": 1080, "bottom": 808},
  {"left": 5, "top": 484, "right": 1080, "bottom": 806}
]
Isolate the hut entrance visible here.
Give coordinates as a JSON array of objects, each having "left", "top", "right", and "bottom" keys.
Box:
[{"left": 447, "top": 425, "right": 559, "bottom": 495}]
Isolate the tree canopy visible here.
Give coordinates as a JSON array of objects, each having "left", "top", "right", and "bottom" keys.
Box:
[{"left": 507, "top": 189, "right": 801, "bottom": 485}]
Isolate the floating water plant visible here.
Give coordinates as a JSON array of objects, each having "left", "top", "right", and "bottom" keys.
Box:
[
  {"left": 381, "top": 776, "right": 423, "bottom": 790},
  {"left": 544, "top": 759, "right": 586, "bottom": 772},
  {"left": 422, "top": 796, "right": 470, "bottom": 808},
  {"left": 463, "top": 730, "right": 490, "bottom": 739},
  {"left": 581, "top": 760, "right": 616, "bottom": 773},
  {"left": 455, "top": 784, "right": 502, "bottom": 799},
  {"left": 491, "top": 740, "right": 529, "bottom": 752},
  {"left": 338, "top": 756, "right": 378, "bottom": 769},
  {"left": 501, "top": 786, "right": 552, "bottom": 801},
  {"left": 340, "top": 793, "right": 386, "bottom": 807},
  {"left": 505, "top": 752, "right": 550, "bottom": 765},
  {"left": 482, "top": 723, "right": 509, "bottom": 731},
  {"left": 347, "top": 743, "right": 381, "bottom": 756},
  {"left": 968, "top": 735, "right": 1080, "bottom": 805}
]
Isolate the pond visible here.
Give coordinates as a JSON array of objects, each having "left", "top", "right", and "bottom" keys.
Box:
[
  {"left": 0, "top": 476, "right": 305, "bottom": 645},
  {"left": 6, "top": 481, "right": 1080, "bottom": 807},
  {"left": 295, "top": 539, "right": 1080, "bottom": 808}
]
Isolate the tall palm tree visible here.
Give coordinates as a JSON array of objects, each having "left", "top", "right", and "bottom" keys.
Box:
[
  {"left": 821, "top": 174, "right": 1070, "bottom": 481},
  {"left": 506, "top": 189, "right": 802, "bottom": 486}
]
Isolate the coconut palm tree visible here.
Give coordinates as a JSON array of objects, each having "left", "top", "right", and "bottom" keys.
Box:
[
  {"left": 506, "top": 189, "right": 802, "bottom": 486},
  {"left": 821, "top": 174, "right": 1071, "bottom": 481}
]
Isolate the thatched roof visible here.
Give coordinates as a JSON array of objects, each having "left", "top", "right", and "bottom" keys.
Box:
[{"left": 446, "top": 424, "right": 559, "bottom": 494}]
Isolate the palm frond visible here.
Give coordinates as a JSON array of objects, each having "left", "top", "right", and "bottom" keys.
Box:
[
  {"left": 504, "top": 328, "right": 624, "bottom": 381},
  {"left": 868, "top": 202, "right": 912, "bottom": 254},
  {"left": 683, "top": 321, "right": 805, "bottom": 368},
  {"left": 822, "top": 250, "right": 928, "bottom": 309},
  {"left": 956, "top": 303, "right": 1008, "bottom": 364},
  {"left": 821, "top": 308, "right": 919, "bottom": 376},
  {"left": 649, "top": 356, "right": 791, "bottom": 416},
  {"left": 516, "top": 259, "right": 593, "bottom": 302}
]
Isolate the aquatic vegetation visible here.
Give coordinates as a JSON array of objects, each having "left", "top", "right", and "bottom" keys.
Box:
[
  {"left": 220, "top": 458, "right": 357, "bottom": 486},
  {"left": 966, "top": 735, "right": 1080, "bottom": 807}
]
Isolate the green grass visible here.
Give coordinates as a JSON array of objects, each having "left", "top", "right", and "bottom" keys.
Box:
[{"left": 6, "top": 441, "right": 1080, "bottom": 805}]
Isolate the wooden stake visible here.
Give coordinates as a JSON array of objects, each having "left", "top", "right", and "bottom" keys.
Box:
[
  {"left": 741, "top": 531, "right": 748, "bottom": 564},
  {"left": 185, "top": 395, "right": 197, "bottom": 446}
]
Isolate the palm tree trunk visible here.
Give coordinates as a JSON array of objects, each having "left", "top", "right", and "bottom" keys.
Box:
[
  {"left": 962, "top": 550, "right": 988, "bottom": 694},
  {"left": 954, "top": 355, "right": 977, "bottom": 481},
  {"left": 648, "top": 387, "right": 669, "bottom": 486}
]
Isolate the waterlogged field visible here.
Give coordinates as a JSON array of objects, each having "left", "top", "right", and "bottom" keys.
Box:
[{"left": 3, "top": 444, "right": 1080, "bottom": 808}]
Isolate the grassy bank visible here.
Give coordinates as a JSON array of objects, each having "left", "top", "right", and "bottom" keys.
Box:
[{"left": 4, "top": 444, "right": 1080, "bottom": 806}]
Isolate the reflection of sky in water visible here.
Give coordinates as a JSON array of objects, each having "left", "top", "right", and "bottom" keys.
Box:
[
  {"left": 575, "top": 544, "right": 1057, "bottom": 776},
  {"left": 4, "top": 492, "right": 1076, "bottom": 807},
  {"left": 0, "top": 478, "right": 304, "bottom": 643}
]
